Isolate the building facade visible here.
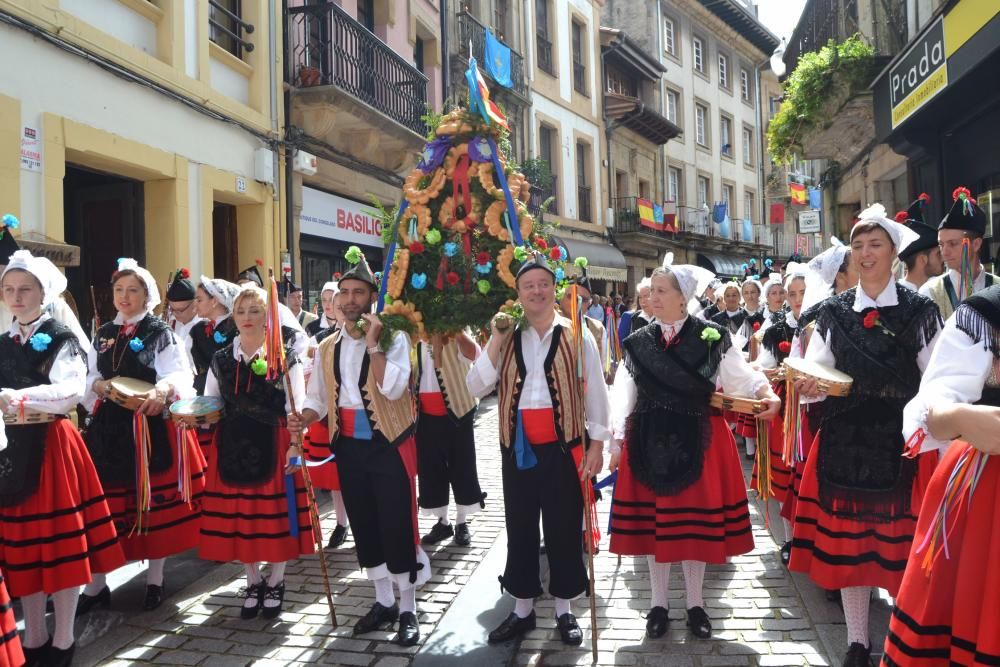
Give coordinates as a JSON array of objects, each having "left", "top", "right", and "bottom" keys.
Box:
[{"left": 0, "top": 0, "right": 285, "bottom": 328}]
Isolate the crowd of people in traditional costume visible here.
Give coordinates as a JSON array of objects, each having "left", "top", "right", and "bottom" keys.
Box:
[{"left": 1, "top": 182, "right": 998, "bottom": 667}]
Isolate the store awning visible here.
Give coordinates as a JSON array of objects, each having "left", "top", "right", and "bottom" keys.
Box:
[
  {"left": 697, "top": 253, "right": 744, "bottom": 279},
  {"left": 553, "top": 236, "right": 628, "bottom": 282},
  {"left": 16, "top": 233, "right": 81, "bottom": 267}
]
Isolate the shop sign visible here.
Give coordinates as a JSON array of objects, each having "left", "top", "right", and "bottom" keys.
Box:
[
  {"left": 798, "top": 210, "right": 821, "bottom": 234},
  {"left": 890, "top": 17, "right": 947, "bottom": 129},
  {"left": 20, "top": 125, "right": 41, "bottom": 172},
  {"left": 300, "top": 187, "right": 384, "bottom": 248}
]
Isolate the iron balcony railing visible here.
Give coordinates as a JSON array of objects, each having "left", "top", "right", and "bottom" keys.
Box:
[
  {"left": 456, "top": 11, "right": 527, "bottom": 97},
  {"left": 613, "top": 197, "right": 770, "bottom": 246},
  {"left": 528, "top": 175, "right": 558, "bottom": 218},
  {"left": 289, "top": 2, "right": 428, "bottom": 136},
  {"left": 209, "top": 0, "right": 254, "bottom": 58}
]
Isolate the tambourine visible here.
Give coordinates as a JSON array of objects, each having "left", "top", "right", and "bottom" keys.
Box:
[
  {"left": 710, "top": 393, "right": 768, "bottom": 415},
  {"left": 782, "top": 357, "right": 853, "bottom": 397},
  {"left": 107, "top": 377, "right": 156, "bottom": 411},
  {"left": 169, "top": 396, "right": 224, "bottom": 427},
  {"left": 763, "top": 365, "right": 787, "bottom": 382},
  {"left": 3, "top": 410, "right": 58, "bottom": 426}
]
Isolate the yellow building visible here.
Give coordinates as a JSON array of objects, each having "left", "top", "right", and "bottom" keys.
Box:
[{"left": 0, "top": 0, "right": 285, "bottom": 325}]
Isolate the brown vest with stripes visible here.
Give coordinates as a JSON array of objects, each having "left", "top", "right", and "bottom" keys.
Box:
[{"left": 416, "top": 339, "right": 477, "bottom": 420}]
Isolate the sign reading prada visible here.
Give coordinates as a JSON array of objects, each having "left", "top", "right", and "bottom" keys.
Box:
[{"left": 889, "top": 17, "right": 947, "bottom": 129}]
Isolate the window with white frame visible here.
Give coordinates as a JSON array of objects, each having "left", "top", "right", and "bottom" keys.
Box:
[
  {"left": 718, "top": 54, "right": 729, "bottom": 88},
  {"left": 693, "top": 36, "right": 704, "bottom": 72},
  {"left": 663, "top": 17, "right": 676, "bottom": 56},
  {"left": 740, "top": 69, "right": 750, "bottom": 101},
  {"left": 745, "top": 191, "right": 756, "bottom": 224},
  {"left": 742, "top": 126, "right": 753, "bottom": 166},
  {"left": 666, "top": 89, "right": 679, "bottom": 123},
  {"left": 697, "top": 176, "right": 710, "bottom": 208},
  {"left": 668, "top": 167, "right": 681, "bottom": 203},
  {"left": 721, "top": 116, "right": 733, "bottom": 156},
  {"left": 695, "top": 103, "right": 707, "bottom": 146}
]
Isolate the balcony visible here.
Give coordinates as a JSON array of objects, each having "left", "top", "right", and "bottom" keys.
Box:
[
  {"left": 612, "top": 197, "right": 771, "bottom": 252},
  {"left": 288, "top": 2, "right": 428, "bottom": 174},
  {"left": 577, "top": 185, "right": 592, "bottom": 223},
  {"left": 528, "top": 175, "right": 558, "bottom": 218},
  {"left": 456, "top": 11, "right": 527, "bottom": 98}
]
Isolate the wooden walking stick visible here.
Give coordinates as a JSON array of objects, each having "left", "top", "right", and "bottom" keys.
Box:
[{"left": 266, "top": 269, "right": 339, "bottom": 629}]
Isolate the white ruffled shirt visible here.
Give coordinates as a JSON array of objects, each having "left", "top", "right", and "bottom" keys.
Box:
[
  {"left": 203, "top": 334, "right": 305, "bottom": 414},
  {"left": 0, "top": 314, "right": 87, "bottom": 415}
]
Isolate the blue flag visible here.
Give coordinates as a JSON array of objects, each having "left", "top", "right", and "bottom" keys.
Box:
[
  {"left": 808, "top": 186, "right": 822, "bottom": 209},
  {"left": 484, "top": 29, "right": 513, "bottom": 88}
]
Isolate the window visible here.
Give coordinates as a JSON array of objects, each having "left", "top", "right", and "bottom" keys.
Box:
[
  {"left": 769, "top": 95, "right": 782, "bottom": 118},
  {"left": 639, "top": 179, "right": 651, "bottom": 200},
  {"left": 743, "top": 127, "right": 754, "bottom": 166},
  {"left": 722, "top": 184, "right": 734, "bottom": 217},
  {"left": 663, "top": 17, "right": 676, "bottom": 56},
  {"left": 697, "top": 175, "right": 710, "bottom": 208},
  {"left": 718, "top": 54, "right": 729, "bottom": 88},
  {"left": 745, "top": 191, "right": 756, "bottom": 225},
  {"left": 695, "top": 103, "right": 707, "bottom": 146},
  {"left": 494, "top": 0, "right": 509, "bottom": 40},
  {"left": 606, "top": 66, "right": 637, "bottom": 97},
  {"left": 536, "top": 1, "right": 554, "bottom": 74},
  {"left": 576, "top": 141, "right": 591, "bottom": 223},
  {"left": 693, "top": 36, "right": 704, "bottom": 72},
  {"left": 357, "top": 0, "right": 374, "bottom": 32},
  {"left": 666, "top": 89, "right": 679, "bottom": 123},
  {"left": 209, "top": 0, "right": 249, "bottom": 58},
  {"left": 572, "top": 21, "right": 586, "bottom": 95},
  {"left": 539, "top": 124, "right": 558, "bottom": 214},
  {"left": 720, "top": 116, "right": 733, "bottom": 156},
  {"left": 668, "top": 167, "right": 682, "bottom": 203},
  {"left": 740, "top": 69, "right": 751, "bottom": 101}
]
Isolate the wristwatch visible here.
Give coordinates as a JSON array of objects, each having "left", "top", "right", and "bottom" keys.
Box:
[{"left": 367, "top": 345, "right": 382, "bottom": 355}]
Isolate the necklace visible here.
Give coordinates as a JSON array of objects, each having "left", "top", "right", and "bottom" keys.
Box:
[{"left": 111, "top": 319, "right": 139, "bottom": 372}]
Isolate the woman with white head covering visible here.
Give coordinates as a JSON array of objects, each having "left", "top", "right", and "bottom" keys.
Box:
[
  {"left": 607, "top": 253, "right": 781, "bottom": 641},
  {"left": 80, "top": 258, "right": 206, "bottom": 614},
  {"left": 190, "top": 276, "right": 242, "bottom": 395},
  {"left": 0, "top": 251, "right": 126, "bottom": 666},
  {"left": 787, "top": 205, "right": 943, "bottom": 667}
]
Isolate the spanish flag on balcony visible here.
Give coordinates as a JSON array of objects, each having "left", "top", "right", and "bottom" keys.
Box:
[
  {"left": 638, "top": 198, "right": 660, "bottom": 230},
  {"left": 789, "top": 182, "right": 808, "bottom": 205},
  {"left": 465, "top": 56, "right": 509, "bottom": 130}
]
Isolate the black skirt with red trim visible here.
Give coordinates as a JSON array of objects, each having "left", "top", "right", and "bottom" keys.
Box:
[
  {"left": 199, "top": 425, "right": 314, "bottom": 564},
  {"left": 881, "top": 442, "right": 1000, "bottom": 667},
  {"left": 303, "top": 419, "right": 340, "bottom": 491},
  {"left": 609, "top": 414, "right": 754, "bottom": 563},
  {"left": 0, "top": 571, "right": 23, "bottom": 667},
  {"left": 788, "top": 430, "right": 937, "bottom": 595},
  {"left": 104, "top": 421, "right": 206, "bottom": 562},
  {"left": 0, "top": 419, "right": 125, "bottom": 597}
]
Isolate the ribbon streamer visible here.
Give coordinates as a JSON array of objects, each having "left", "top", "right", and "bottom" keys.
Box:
[
  {"left": 131, "top": 412, "right": 153, "bottom": 536},
  {"left": 376, "top": 201, "right": 410, "bottom": 312}
]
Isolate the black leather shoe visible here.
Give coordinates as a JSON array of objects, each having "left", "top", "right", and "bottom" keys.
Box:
[
  {"left": 327, "top": 524, "right": 349, "bottom": 549},
  {"left": 646, "top": 606, "right": 670, "bottom": 638},
  {"left": 46, "top": 643, "right": 76, "bottom": 667},
  {"left": 780, "top": 541, "right": 792, "bottom": 566},
  {"left": 454, "top": 522, "right": 471, "bottom": 546},
  {"left": 396, "top": 611, "right": 420, "bottom": 646},
  {"left": 143, "top": 583, "right": 165, "bottom": 611},
  {"left": 686, "top": 606, "right": 712, "bottom": 638},
  {"left": 487, "top": 611, "right": 536, "bottom": 643},
  {"left": 76, "top": 586, "right": 111, "bottom": 616},
  {"left": 21, "top": 638, "right": 51, "bottom": 667},
  {"left": 826, "top": 588, "right": 842, "bottom": 603},
  {"left": 421, "top": 521, "right": 454, "bottom": 545},
  {"left": 843, "top": 642, "right": 872, "bottom": 667},
  {"left": 239, "top": 583, "right": 264, "bottom": 619},
  {"left": 556, "top": 612, "right": 583, "bottom": 646},
  {"left": 261, "top": 581, "right": 285, "bottom": 620},
  {"left": 353, "top": 602, "right": 399, "bottom": 635}
]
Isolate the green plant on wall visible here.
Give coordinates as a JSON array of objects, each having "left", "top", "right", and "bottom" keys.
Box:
[{"left": 767, "top": 35, "right": 877, "bottom": 164}]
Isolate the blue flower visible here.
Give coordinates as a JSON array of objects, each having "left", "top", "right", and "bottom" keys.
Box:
[
  {"left": 554, "top": 267, "right": 565, "bottom": 282},
  {"left": 128, "top": 337, "right": 145, "bottom": 352},
  {"left": 443, "top": 242, "right": 458, "bottom": 258},
  {"left": 28, "top": 332, "right": 51, "bottom": 352},
  {"left": 559, "top": 247, "right": 568, "bottom": 261},
  {"left": 213, "top": 330, "right": 227, "bottom": 344},
  {"left": 475, "top": 261, "right": 493, "bottom": 275},
  {"left": 410, "top": 273, "right": 428, "bottom": 289},
  {"left": 1, "top": 214, "right": 19, "bottom": 230}
]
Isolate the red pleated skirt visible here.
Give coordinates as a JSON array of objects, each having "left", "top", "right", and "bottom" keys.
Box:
[
  {"left": 0, "top": 419, "right": 125, "bottom": 597},
  {"left": 750, "top": 408, "right": 792, "bottom": 503},
  {"left": 199, "top": 426, "right": 314, "bottom": 563},
  {"left": 303, "top": 418, "right": 340, "bottom": 491},
  {"left": 735, "top": 412, "right": 757, "bottom": 438},
  {"left": 882, "top": 443, "right": 1000, "bottom": 666},
  {"left": 781, "top": 407, "right": 819, "bottom": 523},
  {"left": 104, "top": 422, "right": 206, "bottom": 562},
  {"left": 609, "top": 414, "right": 754, "bottom": 563},
  {"left": 195, "top": 427, "right": 215, "bottom": 472},
  {"left": 0, "top": 571, "right": 23, "bottom": 667},
  {"left": 789, "top": 430, "right": 937, "bottom": 595}
]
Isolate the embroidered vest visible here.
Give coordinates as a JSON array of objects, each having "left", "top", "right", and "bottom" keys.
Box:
[
  {"left": 416, "top": 340, "right": 477, "bottom": 420},
  {"left": 925, "top": 272, "right": 999, "bottom": 321},
  {"left": 316, "top": 330, "right": 415, "bottom": 446}
]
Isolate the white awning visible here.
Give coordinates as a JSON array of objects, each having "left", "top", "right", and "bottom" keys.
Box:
[{"left": 552, "top": 235, "right": 628, "bottom": 282}]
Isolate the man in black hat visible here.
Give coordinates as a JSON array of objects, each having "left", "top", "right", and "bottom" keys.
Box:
[
  {"left": 236, "top": 264, "right": 263, "bottom": 288},
  {"left": 166, "top": 268, "right": 202, "bottom": 347},
  {"left": 291, "top": 251, "right": 426, "bottom": 647},
  {"left": 283, "top": 278, "right": 317, "bottom": 328},
  {"left": 466, "top": 252, "right": 609, "bottom": 647},
  {"left": 920, "top": 186, "right": 999, "bottom": 320},
  {"left": 895, "top": 196, "right": 944, "bottom": 291}
]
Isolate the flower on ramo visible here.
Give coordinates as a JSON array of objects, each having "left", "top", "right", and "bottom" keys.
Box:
[
  {"left": 535, "top": 237, "right": 547, "bottom": 250},
  {"left": 443, "top": 242, "right": 459, "bottom": 257},
  {"left": 409, "top": 242, "right": 426, "bottom": 254},
  {"left": 446, "top": 272, "right": 460, "bottom": 286},
  {"left": 554, "top": 267, "right": 565, "bottom": 282},
  {"left": 778, "top": 341, "right": 792, "bottom": 355},
  {"left": 28, "top": 332, "right": 52, "bottom": 352},
  {"left": 549, "top": 248, "right": 561, "bottom": 260},
  {"left": 477, "top": 280, "right": 491, "bottom": 295},
  {"left": 476, "top": 251, "right": 491, "bottom": 266},
  {"left": 513, "top": 246, "right": 528, "bottom": 262},
  {"left": 345, "top": 246, "right": 363, "bottom": 264},
  {"left": 425, "top": 229, "right": 442, "bottom": 245},
  {"left": 128, "top": 337, "right": 145, "bottom": 352},
  {"left": 475, "top": 262, "right": 493, "bottom": 275},
  {"left": 559, "top": 247, "right": 568, "bottom": 260},
  {"left": 700, "top": 328, "right": 721, "bottom": 344},
  {"left": 410, "top": 273, "right": 428, "bottom": 290},
  {"left": 574, "top": 257, "right": 589, "bottom": 269},
  {"left": 250, "top": 357, "right": 268, "bottom": 376},
  {"left": 213, "top": 330, "right": 227, "bottom": 344}
]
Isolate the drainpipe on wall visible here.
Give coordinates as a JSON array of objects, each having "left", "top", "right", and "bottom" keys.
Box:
[
  {"left": 280, "top": 0, "right": 296, "bottom": 281},
  {"left": 440, "top": 0, "right": 449, "bottom": 107},
  {"left": 754, "top": 58, "right": 769, "bottom": 260}
]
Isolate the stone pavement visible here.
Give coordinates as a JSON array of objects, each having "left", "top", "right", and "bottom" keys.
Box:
[{"left": 49, "top": 398, "right": 891, "bottom": 666}]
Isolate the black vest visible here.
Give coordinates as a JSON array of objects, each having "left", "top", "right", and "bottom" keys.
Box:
[
  {"left": 189, "top": 317, "right": 238, "bottom": 394},
  {"left": 761, "top": 316, "right": 795, "bottom": 363}
]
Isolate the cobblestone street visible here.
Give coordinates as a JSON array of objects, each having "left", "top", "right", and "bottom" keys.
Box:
[{"left": 53, "top": 398, "right": 891, "bottom": 666}]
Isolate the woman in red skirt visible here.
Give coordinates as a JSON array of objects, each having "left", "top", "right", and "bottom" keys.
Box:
[
  {"left": 0, "top": 252, "right": 125, "bottom": 666},
  {"left": 302, "top": 282, "right": 349, "bottom": 549},
  {"left": 609, "top": 256, "right": 781, "bottom": 640},
  {"left": 0, "top": 566, "right": 23, "bottom": 667},
  {"left": 789, "top": 207, "right": 942, "bottom": 667},
  {"left": 734, "top": 279, "right": 767, "bottom": 458},
  {"left": 199, "top": 286, "right": 313, "bottom": 620},
  {"left": 81, "top": 259, "right": 206, "bottom": 614},
  {"left": 881, "top": 284, "right": 1000, "bottom": 666}
]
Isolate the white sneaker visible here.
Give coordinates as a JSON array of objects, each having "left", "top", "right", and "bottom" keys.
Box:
[{"left": 745, "top": 439, "right": 757, "bottom": 457}]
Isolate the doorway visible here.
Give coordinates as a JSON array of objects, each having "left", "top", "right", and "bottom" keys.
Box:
[
  {"left": 212, "top": 203, "right": 239, "bottom": 280},
  {"left": 63, "top": 165, "right": 144, "bottom": 333}
]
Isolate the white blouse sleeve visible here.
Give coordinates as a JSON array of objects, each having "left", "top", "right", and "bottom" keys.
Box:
[
  {"left": 203, "top": 367, "right": 222, "bottom": 399},
  {"left": 377, "top": 332, "right": 411, "bottom": 400},
  {"left": 285, "top": 360, "right": 306, "bottom": 415},
  {"left": 302, "top": 353, "right": 328, "bottom": 420},
  {"left": 717, "top": 345, "right": 770, "bottom": 398},
  {"left": 5, "top": 342, "right": 87, "bottom": 414},
  {"left": 466, "top": 340, "right": 501, "bottom": 399},
  {"left": 82, "top": 344, "right": 103, "bottom": 412},
  {"left": 799, "top": 327, "right": 837, "bottom": 403},
  {"left": 154, "top": 332, "right": 196, "bottom": 400},
  {"left": 609, "top": 361, "right": 636, "bottom": 443},
  {"left": 756, "top": 345, "right": 778, "bottom": 370}
]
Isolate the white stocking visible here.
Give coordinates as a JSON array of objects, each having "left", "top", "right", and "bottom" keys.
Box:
[
  {"left": 373, "top": 577, "right": 395, "bottom": 608},
  {"left": 267, "top": 562, "right": 287, "bottom": 587},
  {"left": 513, "top": 596, "right": 534, "bottom": 619},
  {"left": 842, "top": 586, "right": 871, "bottom": 647},
  {"left": 20, "top": 592, "right": 49, "bottom": 649},
  {"left": 682, "top": 560, "right": 706, "bottom": 609},
  {"left": 399, "top": 585, "right": 417, "bottom": 614},
  {"left": 146, "top": 558, "right": 166, "bottom": 587},
  {"left": 646, "top": 556, "right": 671, "bottom": 609},
  {"left": 52, "top": 586, "right": 80, "bottom": 649}
]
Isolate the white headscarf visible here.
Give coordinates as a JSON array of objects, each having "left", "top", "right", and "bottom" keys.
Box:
[
  {"left": 116, "top": 258, "right": 160, "bottom": 313},
  {"left": 321, "top": 281, "right": 339, "bottom": 295},
  {"left": 661, "top": 252, "right": 715, "bottom": 314},
  {"left": 807, "top": 237, "right": 850, "bottom": 288},
  {"left": 200, "top": 275, "right": 243, "bottom": 314},
  {"left": 2, "top": 250, "right": 67, "bottom": 307},
  {"left": 763, "top": 274, "right": 784, "bottom": 299},
  {"left": 852, "top": 203, "right": 920, "bottom": 257}
]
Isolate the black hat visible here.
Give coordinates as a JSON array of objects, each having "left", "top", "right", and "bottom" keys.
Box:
[
  {"left": 166, "top": 268, "right": 196, "bottom": 301},
  {"left": 939, "top": 186, "right": 987, "bottom": 235},
  {"left": 237, "top": 264, "right": 263, "bottom": 287},
  {"left": 904, "top": 192, "right": 931, "bottom": 224},
  {"left": 0, "top": 214, "right": 20, "bottom": 265},
  {"left": 339, "top": 247, "right": 377, "bottom": 289},
  {"left": 569, "top": 274, "right": 592, "bottom": 294},
  {"left": 515, "top": 252, "right": 556, "bottom": 281}
]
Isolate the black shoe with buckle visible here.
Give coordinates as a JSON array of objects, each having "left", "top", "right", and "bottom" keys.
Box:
[
  {"left": 646, "top": 606, "right": 670, "bottom": 638},
  {"left": 487, "top": 611, "right": 536, "bottom": 643},
  {"left": 396, "top": 611, "right": 420, "bottom": 646},
  {"left": 261, "top": 581, "right": 285, "bottom": 620},
  {"left": 143, "top": 582, "right": 165, "bottom": 611},
  {"left": 354, "top": 602, "right": 399, "bottom": 635},
  {"left": 843, "top": 642, "right": 872, "bottom": 667},
  {"left": 686, "top": 606, "right": 712, "bottom": 639},
  {"left": 327, "top": 524, "right": 349, "bottom": 549},
  {"left": 240, "top": 583, "right": 265, "bottom": 619},
  {"left": 454, "top": 522, "right": 471, "bottom": 546},
  {"left": 556, "top": 612, "right": 583, "bottom": 646},
  {"left": 421, "top": 521, "right": 454, "bottom": 545},
  {"left": 76, "top": 586, "right": 111, "bottom": 617}
]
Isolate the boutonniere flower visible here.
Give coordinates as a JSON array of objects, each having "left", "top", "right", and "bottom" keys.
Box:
[
  {"left": 128, "top": 337, "right": 145, "bottom": 352},
  {"left": 752, "top": 322, "right": 761, "bottom": 332},
  {"left": 861, "top": 308, "right": 895, "bottom": 336},
  {"left": 778, "top": 341, "right": 792, "bottom": 355},
  {"left": 213, "top": 330, "right": 227, "bottom": 344},
  {"left": 28, "top": 332, "right": 52, "bottom": 352},
  {"left": 250, "top": 357, "right": 267, "bottom": 376},
  {"left": 701, "top": 327, "right": 722, "bottom": 346}
]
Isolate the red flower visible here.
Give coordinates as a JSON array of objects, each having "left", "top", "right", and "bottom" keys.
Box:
[
  {"left": 863, "top": 310, "right": 880, "bottom": 329},
  {"left": 953, "top": 186, "right": 973, "bottom": 202},
  {"left": 778, "top": 341, "right": 792, "bottom": 354},
  {"left": 535, "top": 237, "right": 547, "bottom": 250},
  {"left": 255, "top": 258, "right": 264, "bottom": 267},
  {"left": 918, "top": 192, "right": 930, "bottom": 202},
  {"left": 549, "top": 247, "right": 561, "bottom": 260},
  {"left": 752, "top": 322, "right": 761, "bottom": 332},
  {"left": 409, "top": 242, "right": 426, "bottom": 254},
  {"left": 333, "top": 272, "right": 342, "bottom": 279},
  {"left": 178, "top": 268, "right": 190, "bottom": 279},
  {"left": 476, "top": 251, "right": 491, "bottom": 266},
  {"left": 894, "top": 211, "right": 909, "bottom": 223},
  {"left": 446, "top": 271, "right": 460, "bottom": 286}
]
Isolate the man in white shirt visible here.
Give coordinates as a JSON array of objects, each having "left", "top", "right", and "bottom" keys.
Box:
[
  {"left": 467, "top": 254, "right": 609, "bottom": 647},
  {"left": 283, "top": 279, "right": 317, "bottom": 329}
]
